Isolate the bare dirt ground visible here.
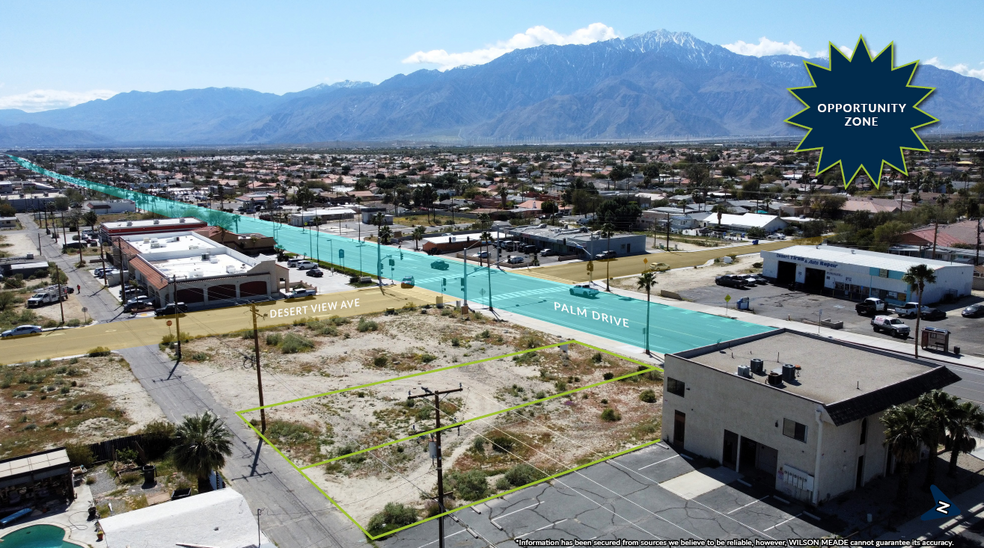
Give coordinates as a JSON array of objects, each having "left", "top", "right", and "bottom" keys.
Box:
[
  {"left": 612, "top": 252, "right": 765, "bottom": 294},
  {"left": 176, "top": 307, "right": 663, "bottom": 528},
  {"left": 1, "top": 232, "right": 41, "bottom": 257},
  {"left": 0, "top": 353, "right": 166, "bottom": 460}
]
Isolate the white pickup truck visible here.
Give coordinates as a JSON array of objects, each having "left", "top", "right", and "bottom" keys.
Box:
[
  {"left": 286, "top": 288, "right": 317, "bottom": 299},
  {"left": 26, "top": 287, "right": 68, "bottom": 308}
]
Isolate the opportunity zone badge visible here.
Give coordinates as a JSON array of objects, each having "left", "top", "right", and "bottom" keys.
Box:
[{"left": 786, "top": 37, "right": 938, "bottom": 189}]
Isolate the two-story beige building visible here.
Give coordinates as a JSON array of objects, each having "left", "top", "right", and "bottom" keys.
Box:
[{"left": 662, "top": 329, "right": 960, "bottom": 505}]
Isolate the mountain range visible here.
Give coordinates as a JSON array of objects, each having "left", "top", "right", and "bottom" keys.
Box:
[{"left": 2, "top": 30, "right": 982, "bottom": 148}]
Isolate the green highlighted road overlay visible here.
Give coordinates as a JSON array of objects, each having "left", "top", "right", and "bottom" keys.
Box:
[
  {"left": 10, "top": 154, "right": 772, "bottom": 354},
  {"left": 235, "top": 342, "right": 664, "bottom": 539},
  {"left": 786, "top": 36, "right": 937, "bottom": 189}
]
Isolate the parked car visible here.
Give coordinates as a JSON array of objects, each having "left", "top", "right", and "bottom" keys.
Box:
[
  {"left": 737, "top": 275, "right": 759, "bottom": 286},
  {"left": 154, "top": 302, "right": 188, "bottom": 316},
  {"left": 287, "top": 258, "right": 301, "bottom": 267},
  {"left": 648, "top": 262, "right": 670, "bottom": 272},
  {"left": 2, "top": 325, "right": 43, "bottom": 338},
  {"left": 715, "top": 275, "right": 747, "bottom": 289},
  {"left": 855, "top": 298, "right": 888, "bottom": 316},
  {"left": 569, "top": 283, "right": 599, "bottom": 297},
  {"left": 124, "top": 301, "right": 155, "bottom": 313},
  {"left": 476, "top": 251, "right": 490, "bottom": 259},
  {"left": 594, "top": 250, "right": 617, "bottom": 260},
  {"left": 539, "top": 249, "right": 556, "bottom": 257},
  {"left": 895, "top": 302, "right": 929, "bottom": 318},
  {"left": 871, "top": 315, "right": 910, "bottom": 338},
  {"left": 749, "top": 274, "right": 769, "bottom": 284},
  {"left": 295, "top": 260, "right": 317, "bottom": 270},
  {"left": 431, "top": 260, "right": 450, "bottom": 270},
  {"left": 521, "top": 244, "right": 538, "bottom": 254},
  {"left": 962, "top": 303, "right": 984, "bottom": 318},
  {"left": 306, "top": 268, "right": 324, "bottom": 278},
  {"left": 401, "top": 276, "right": 415, "bottom": 288},
  {"left": 921, "top": 307, "right": 947, "bottom": 321},
  {"left": 286, "top": 288, "right": 316, "bottom": 299},
  {"left": 506, "top": 255, "right": 524, "bottom": 264}
]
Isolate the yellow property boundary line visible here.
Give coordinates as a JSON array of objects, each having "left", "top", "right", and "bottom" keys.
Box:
[{"left": 235, "top": 341, "right": 664, "bottom": 540}]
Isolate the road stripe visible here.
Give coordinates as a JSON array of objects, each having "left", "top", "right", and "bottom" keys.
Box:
[
  {"left": 764, "top": 512, "right": 803, "bottom": 532},
  {"left": 415, "top": 528, "right": 466, "bottom": 548},
  {"left": 515, "top": 519, "right": 568, "bottom": 539},
  {"left": 639, "top": 455, "right": 679, "bottom": 470},
  {"left": 491, "top": 501, "right": 541, "bottom": 525},
  {"left": 727, "top": 496, "right": 769, "bottom": 514}
]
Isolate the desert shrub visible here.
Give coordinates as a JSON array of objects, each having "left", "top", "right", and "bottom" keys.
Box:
[
  {"left": 366, "top": 502, "right": 418, "bottom": 536},
  {"left": 601, "top": 408, "right": 622, "bottom": 422},
  {"left": 140, "top": 419, "right": 176, "bottom": 459},
  {"left": 504, "top": 463, "right": 546, "bottom": 488},
  {"left": 373, "top": 355, "right": 389, "bottom": 368},
  {"left": 420, "top": 353, "right": 437, "bottom": 363},
  {"left": 42, "top": 319, "right": 59, "bottom": 328},
  {"left": 66, "top": 319, "right": 81, "bottom": 327},
  {"left": 280, "top": 333, "right": 314, "bottom": 354},
  {"left": 266, "top": 420, "right": 315, "bottom": 446},
  {"left": 357, "top": 318, "right": 379, "bottom": 332},
  {"left": 189, "top": 352, "right": 210, "bottom": 362},
  {"left": 639, "top": 389, "right": 657, "bottom": 403},
  {"left": 495, "top": 476, "right": 511, "bottom": 491},
  {"left": 471, "top": 437, "right": 485, "bottom": 454},
  {"left": 450, "top": 336, "right": 461, "bottom": 347},
  {"left": 603, "top": 372, "right": 615, "bottom": 380},
  {"left": 116, "top": 447, "right": 139, "bottom": 464},
  {"left": 554, "top": 380, "right": 567, "bottom": 393},
  {"left": 592, "top": 352, "right": 604, "bottom": 363},
  {"left": 446, "top": 469, "right": 489, "bottom": 501},
  {"left": 265, "top": 333, "right": 282, "bottom": 346},
  {"left": 118, "top": 471, "right": 142, "bottom": 484},
  {"left": 516, "top": 331, "right": 545, "bottom": 349},
  {"left": 328, "top": 315, "right": 349, "bottom": 326},
  {"left": 66, "top": 443, "right": 95, "bottom": 467},
  {"left": 87, "top": 346, "right": 111, "bottom": 357},
  {"left": 489, "top": 435, "right": 514, "bottom": 453}
]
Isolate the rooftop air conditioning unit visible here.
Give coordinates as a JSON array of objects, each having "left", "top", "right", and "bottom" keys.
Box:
[
  {"left": 179, "top": 218, "right": 186, "bottom": 223},
  {"left": 201, "top": 253, "right": 210, "bottom": 261},
  {"left": 210, "top": 257, "right": 218, "bottom": 264},
  {"left": 126, "top": 221, "right": 133, "bottom": 226},
  {"left": 153, "top": 219, "right": 160, "bottom": 224}
]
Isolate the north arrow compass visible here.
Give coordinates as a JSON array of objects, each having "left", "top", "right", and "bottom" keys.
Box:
[{"left": 785, "top": 36, "right": 938, "bottom": 189}]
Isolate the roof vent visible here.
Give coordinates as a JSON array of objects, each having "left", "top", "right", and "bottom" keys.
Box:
[
  {"left": 153, "top": 219, "right": 160, "bottom": 224},
  {"left": 737, "top": 365, "right": 752, "bottom": 378},
  {"left": 179, "top": 218, "right": 186, "bottom": 223},
  {"left": 126, "top": 221, "right": 133, "bottom": 226},
  {"left": 201, "top": 253, "right": 210, "bottom": 261}
]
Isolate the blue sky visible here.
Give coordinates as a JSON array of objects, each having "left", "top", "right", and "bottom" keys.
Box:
[{"left": 1, "top": 0, "right": 981, "bottom": 112}]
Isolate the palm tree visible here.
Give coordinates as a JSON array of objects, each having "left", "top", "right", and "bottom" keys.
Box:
[
  {"left": 636, "top": 271, "right": 658, "bottom": 355},
  {"left": 917, "top": 389, "right": 959, "bottom": 490},
  {"left": 901, "top": 264, "right": 936, "bottom": 359},
  {"left": 600, "top": 221, "right": 616, "bottom": 292},
  {"left": 412, "top": 226, "right": 426, "bottom": 251},
  {"left": 378, "top": 225, "right": 392, "bottom": 245},
  {"left": 946, "top": 401, "right": 984, "bottom": 477},
  {"left": 480, "top": 231, "right": 493, "bottom": 267},
  {"left": 171, "top": 412, "right": 233, "bottom": 493},
  {"left": 881, "top": 403, "right": 930, "bottom": 513}
]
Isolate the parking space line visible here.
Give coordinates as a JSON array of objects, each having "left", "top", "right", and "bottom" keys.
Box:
[
  {"left": 491, "top": 501, "right": 541, "bottom": 525},
  {"left": 516, "top": 519, "right": 568, "bottom": 539},
  {"left": 639, "top": 455, "right": 680, "bottom": 470},
  {"left": 416, "top": 528, "right": 466, "bottom": 548},
  {"left": 727, "top": 496, "right": 769, "bottom": 514},
  {"left": 764, "top": 512, "right": 803, "bottom": 532}
]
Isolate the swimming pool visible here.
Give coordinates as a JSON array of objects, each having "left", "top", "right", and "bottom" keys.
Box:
[{"left": 0, "top": 524, "right": 86, "bottom": 548}]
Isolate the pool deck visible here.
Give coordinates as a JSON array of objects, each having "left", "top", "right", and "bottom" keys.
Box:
[{"left": 1, "top": 483, "right": 100, "bottom": 546}]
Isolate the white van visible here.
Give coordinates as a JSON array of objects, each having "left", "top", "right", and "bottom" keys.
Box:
[{"left": 295, "top": 260, "right": 317, "bottom": 270}]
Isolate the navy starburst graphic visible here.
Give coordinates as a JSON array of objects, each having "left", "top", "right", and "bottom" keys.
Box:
[{"left": 786, "top": 37, "right": 938, "bottom": 189}]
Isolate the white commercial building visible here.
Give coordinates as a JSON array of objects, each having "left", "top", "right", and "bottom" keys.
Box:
[
  {"left": 289, "top": 207, "right": 355, "bottom": 226},
  {"left": 118, "top": 231, "right": 287, "bottom": 308},
  {"left": 761, "top": 245, "right": 974, "bottom": 304},
  {"left": 692, "top": 212, "right": 787, "bottom": 235},
  {"left": 663, "top": 330, "right": 960, "bottom": 505}
]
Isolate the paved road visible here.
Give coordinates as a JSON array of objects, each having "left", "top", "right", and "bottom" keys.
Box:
[
  {"left": 523, "top": 238, "right": 812, "bottom": 284},
  {"left": 1, "top": 284, "right": 434, "bottom": 364},
  {"left": 118, "top": 344, "right": 366, "bottom": 548}
]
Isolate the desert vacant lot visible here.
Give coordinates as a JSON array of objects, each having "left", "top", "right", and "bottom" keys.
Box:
[
  {"left": 0, "top": 352, "right": 166, "bottom": 460},
  {"left": 175, "top": 306, "right": 664, "bottom": 530}
]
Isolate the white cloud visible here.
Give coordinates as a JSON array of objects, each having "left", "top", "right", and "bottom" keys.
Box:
[
  {"left": 923, "top": 57, "right": 984, "bottom": 80},
  {"left": 0, "top": 89, "right": 117, "bottom": 113},
  {"left": 402, "top": 23, "right": 619, "bottom": 70},
  {"left": 723, "top": 37, "right": 812, "bottom": 58}
]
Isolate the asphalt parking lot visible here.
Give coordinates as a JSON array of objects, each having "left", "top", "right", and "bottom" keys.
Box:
[
  {"left": 679, "top": 282, "right": 984, "bottom": 358},
  {"left": 381, "top": 443, "right": 837, "bottom": 547}
]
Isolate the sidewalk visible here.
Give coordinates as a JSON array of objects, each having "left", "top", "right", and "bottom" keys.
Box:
[{"left": 875, "top": 482, "right": 984, "bottom": 543}]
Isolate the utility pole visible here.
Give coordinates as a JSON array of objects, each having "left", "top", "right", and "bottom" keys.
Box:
[
  {"left": 256, "top": 508, "right": 263, "bottom": 547},
  {"left": 54, "top": 264, "right": 65, "bottom": 325},
  {"left": 249, "top": 303, "right": 267, "bottom": 433},
  {"left": 976, "top": 216, "right": 981, "bottom": 267},
  {"left": 118, "top": 238, "right": 127, "bottom": 303},
  {"left": 408, "top": 386, "right": 463, "bottom": 548},
  {"left": 171, "top": 275, "right": 182, "bottom": 362},
  {"left": 665, "top": 212, "right": 671, "bottom": 250},
  {"left": 77, "top": 224, "right": 84, "bottom": 266}
]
